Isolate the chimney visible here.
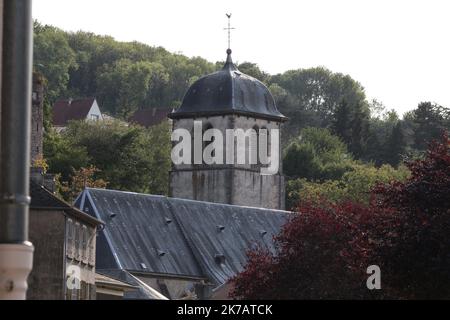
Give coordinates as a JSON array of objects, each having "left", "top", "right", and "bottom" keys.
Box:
[
  {"left": 30, "top": 167, "right": 44, "bottom": 186},
  {"left": 30, "top": 167, "right": 56, "bottom": 193},
  {"left": 43, "top": 174, "right": 56, "bottom": 193}
]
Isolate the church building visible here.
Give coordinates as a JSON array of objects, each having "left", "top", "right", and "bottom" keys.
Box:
[
  {"left": 76, "top": 48, "right": 290, "bottom": 299},
  {"left": 169, "top": 49, "right": 287, "bottom": 210}
]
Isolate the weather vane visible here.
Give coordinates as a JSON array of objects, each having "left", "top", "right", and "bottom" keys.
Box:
[{"left": 224, "top": 13, "right": 235, "bottom": 50}]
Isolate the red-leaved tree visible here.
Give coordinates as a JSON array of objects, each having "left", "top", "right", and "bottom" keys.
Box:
[
  {"left": 230, "top": 133, "right": 450, "bottom": 299},
  {"left": 230, "top": 201, "right": 377, "bottom": 299},
  {"left": 369, "top": 132, "right": 450, "bottom": 299}
]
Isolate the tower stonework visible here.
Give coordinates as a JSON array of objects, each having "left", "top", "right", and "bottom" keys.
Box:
[{"left": 169, "top": 50, "right": 286, "bottom": 210}]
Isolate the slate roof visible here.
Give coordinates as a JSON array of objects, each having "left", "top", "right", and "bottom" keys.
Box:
[
  {"left": 76, "top": 189, "right": 204, "bottom": 278},
  {"left": 52, "top": 97, "right": 96, "bottom": 126},
  {"left": 169, "top": 50, "right": 286, "bottom": 122},
  {"left": 75, "top": 188, "right": 290, "bottom": 287},
  {"left": 129, "top": 108, "right": 171, "bottom": 128},
  {"left": 30, "top": 180, "right": 70, "bottom": 209}
]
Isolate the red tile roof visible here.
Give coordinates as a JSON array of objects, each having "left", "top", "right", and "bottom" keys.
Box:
[
  {"left": 52, "top": 98, "right": 96, "bottom": 126},
  {"left": 129, "top": 108, "right": 171, "bottom": 128}
]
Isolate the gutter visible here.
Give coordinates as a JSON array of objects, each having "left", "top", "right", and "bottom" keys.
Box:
[
  {"left": 168, "top": 109, "right": 288, "bottom": 122},
  {"left": 0, "top": 0, "right": 34, "bottom": 300}
]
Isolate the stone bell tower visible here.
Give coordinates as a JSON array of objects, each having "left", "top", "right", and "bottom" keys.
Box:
[{"left": 168, "top": 49, "right": 287, "bottom": 210}]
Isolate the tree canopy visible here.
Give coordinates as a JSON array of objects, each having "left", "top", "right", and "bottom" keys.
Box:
[
  {"left": 34, "top": 21, "right": 215, "bottom": 117},
  {"left": 35, "top": 21, "right": 450, "bottom": 211},
  {"left": 44, "top": 120, "right": 171, "bottom": 201},
  {"left": 34, "top": 22, "right": 450, "bottom": 299},
  {"left": 231, "top": 133, "right": 450, "bottom": 299}
]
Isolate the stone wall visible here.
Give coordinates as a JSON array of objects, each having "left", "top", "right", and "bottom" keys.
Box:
[
  {"left": 170, "top": 167, "right": 285, "bottom": 209},
  {"left": 170, "top": 168, "right": 233, "bottom": 204},
  {"left": 170, "top": 114, "right": 285, "bottom": 209},
  {"left": 27, "top": 210, "right": 66, "bottom": 300},
  {"left": 27, "top": 209, "right": 98, "bottom": 300}
]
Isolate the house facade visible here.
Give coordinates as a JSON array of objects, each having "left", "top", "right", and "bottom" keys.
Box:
[
  {"left": 27, "top": 173, "right": 102, "bottom": 300},
  {"left": 52, "top": 97, "right": 103, "bottom": 131}
]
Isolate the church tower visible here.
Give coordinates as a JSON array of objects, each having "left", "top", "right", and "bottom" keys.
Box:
[{"left": 168, "top": 48, "right": 287, "bottom": 210}]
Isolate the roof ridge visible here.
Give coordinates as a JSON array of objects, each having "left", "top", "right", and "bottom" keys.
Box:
[{"left": 86, "top": 187, "right": 291, "bottom": 213}]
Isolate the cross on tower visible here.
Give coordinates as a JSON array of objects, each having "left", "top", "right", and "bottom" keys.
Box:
[{"left": 224, "top": 13, "right": 235, "bottom": 50}]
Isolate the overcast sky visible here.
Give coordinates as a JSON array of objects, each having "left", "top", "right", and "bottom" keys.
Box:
[{"left": 33, "top": 0, "right": 450, "bottom": 115}]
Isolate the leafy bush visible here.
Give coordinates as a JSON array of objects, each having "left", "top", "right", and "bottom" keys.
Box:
[
  {"left": 44, "top": 120, "right": 171, "bottom": 199},
  {"left": 232, "top": 133, "right": 450, "bottom": 299},
  {"left": 283, "top": 127, "right": 353, "bottom": 181},
  {"left": 284, "top": 128, "right": 410, "bottom": 209}
]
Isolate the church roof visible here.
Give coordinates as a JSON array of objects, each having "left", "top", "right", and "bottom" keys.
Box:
[
  {"left": 75, "top": 188, "right": 290, "bottom": 288},
  {"left": 169, "top": 50, "right": 286, "bottom": 121}
]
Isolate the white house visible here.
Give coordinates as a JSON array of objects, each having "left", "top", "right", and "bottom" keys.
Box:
[{"left": 52, "top": 98, "right": 104, "bottom": 131}]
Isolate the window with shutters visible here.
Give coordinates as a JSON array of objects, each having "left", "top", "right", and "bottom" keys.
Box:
[
  {"left": 80, "top": 281, "right": 86, "bottom": 300},
  {"left": 70, "top": 283, "right": 79, "bottom": 300},
  {"left": 88, "top": 227, "right": 95, "bottom": 266},
  {"left": 81, "top": 225, "right": 88, "bottom": 264},
  {"left": 66, "top": 219, "right": 74, "bottom": 259},
  {"left": 85, "top": 282, "right": 90, "bottom": 300},
  {"left": 65, "top": 277, "right": 71, "bottom": 300},
  {"left": 74, "top": 223, "right": 81, "bottom": 261}
]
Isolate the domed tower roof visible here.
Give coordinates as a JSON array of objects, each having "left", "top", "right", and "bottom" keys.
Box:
[{"left": 169, "top": 49, "right": 286, "bottom": 121}]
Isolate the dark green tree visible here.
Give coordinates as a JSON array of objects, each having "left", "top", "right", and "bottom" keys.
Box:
[
  {"left": 331, "top": 99, "right": 352, "bottom": 145},
  {"left": 364, "top": 129, "right": 383, "bottom": 165},
  {"left": 365, "top": 108, "right": 401, "bottom": 165},
  {"left": 33, "top": 22, "right": 77, "bottom": 102},
  {"left": 384, "top": 122, "right": 406, "bottom": 166},
  {"left": 349, "top": 102, "right": 370, "bottom": 158},
  {"left": 411, "top": 102, "right": 449, "bottom": 150},
  {"left": 271, "top": 67, "right": 367, "bottom": 128},
  {"left": 61, "top": 120, "right": 172, "bottom": 195},
  {"left": 283, "top": 142, "right": 322, "bottom": 180},
  {"left": 237, "top": 62, "right": 270, "bottom": 83},
  {"left": 43, "top": 129, "right": 90, "bottom": 181},
  {"left": 283, "top": 128, "right": 353, "bottom": 181},
  {"left": 96, "top": 59, "right": 169, "bottom": 117}
]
